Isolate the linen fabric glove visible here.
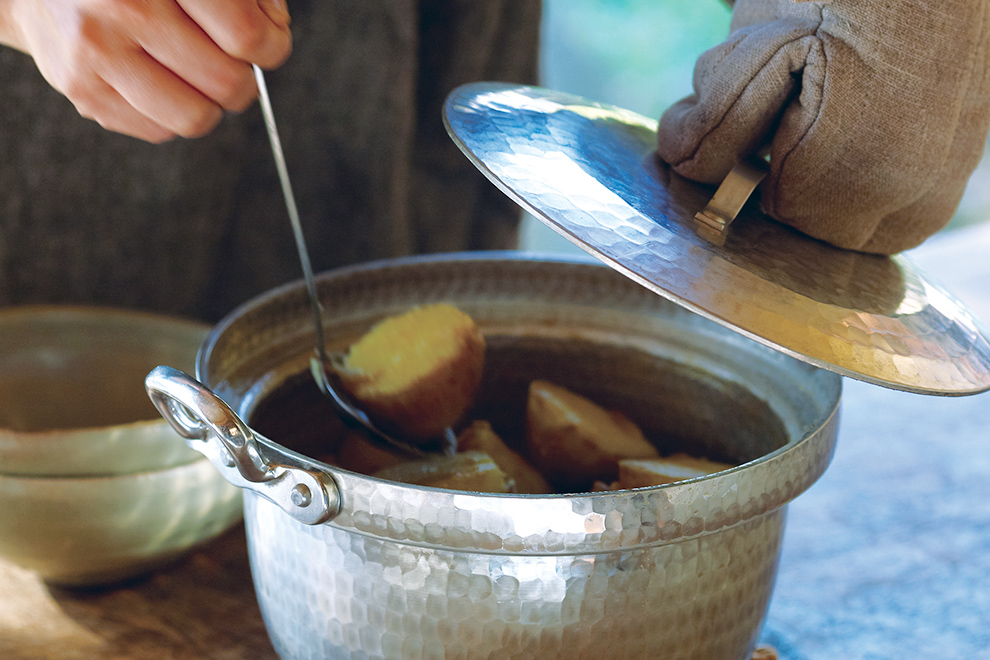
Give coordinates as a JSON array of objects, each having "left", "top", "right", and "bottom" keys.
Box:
[{"left": 656, "top": 0, "right": 990, "bottom": 255}]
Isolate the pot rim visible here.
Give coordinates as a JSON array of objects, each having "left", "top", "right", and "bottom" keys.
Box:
[
  {"left": 244, "top": 404, "right": 839, "bottom": 555},
  {"left": 195, "top": 251, "right": 842, "bottom": 555}
]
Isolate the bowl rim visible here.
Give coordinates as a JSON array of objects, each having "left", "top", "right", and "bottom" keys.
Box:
[
  {"left": 0, "top": 443, "right": 243, "bottom": 587},
  {"left": 0, "top": 304, "right": 210, "bottom": 476},
  {"left": 0, "top": 451, "right": 218, "bottom": 484}
]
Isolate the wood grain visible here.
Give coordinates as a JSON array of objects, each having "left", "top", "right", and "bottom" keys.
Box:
[{"left": 0, "top": 525, "right": 277, "bottom": 660}]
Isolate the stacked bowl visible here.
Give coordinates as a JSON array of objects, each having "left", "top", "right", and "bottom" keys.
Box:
[{"left": 0, "top": 306, "right": 243, "bottom": 586}]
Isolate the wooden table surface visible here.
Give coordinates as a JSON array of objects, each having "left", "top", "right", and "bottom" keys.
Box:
[
  {"left": 2, "top": 223, "right": 988, "bottom": 660},
  {"left": 0, "top": 525, "right": 278, "bottom": 660}
]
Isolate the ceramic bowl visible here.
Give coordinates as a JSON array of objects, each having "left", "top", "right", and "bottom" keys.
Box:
[
  {"left": 0, "top": 457, "right": 243, "bottom": 586},
  {"left": 0, "top": 306, "right": 243, "bottom": 585},
  {"left": 0, "top": 306, "right": 209, "bottom": 476}
]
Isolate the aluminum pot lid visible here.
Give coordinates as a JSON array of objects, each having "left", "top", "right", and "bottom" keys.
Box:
[{"left": 443, "top": 82, "right": 990, "bottom": 396}]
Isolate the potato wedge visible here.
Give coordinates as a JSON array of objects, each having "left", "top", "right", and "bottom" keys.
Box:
[
  {"left": 663, "top": 452, "right": 736, "bottom": 475},
  {"left": 618, "top": 453, "right": 735, "bottom": 489},
  {"left": 336, "top": 304, "right": 485, "bottom": 442},
  {"left": 457, "top": 420, "right": 553, "bottom": 494},
  {"left": 525, "top": 380, "right": 658, "bottom": 491},
  {"left": 332, "top": 429, "right": 408, "bottom": 474},
  {"left": 372, "top": 451, "right": 513, "bottom": 493}
]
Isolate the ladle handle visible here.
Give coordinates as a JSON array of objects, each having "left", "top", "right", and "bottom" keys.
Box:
[{"left": 145, "top": 366, "right": 339, "bottom": 525}]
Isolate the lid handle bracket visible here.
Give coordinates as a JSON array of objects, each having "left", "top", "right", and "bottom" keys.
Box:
[{"left": 695, "top": 156, "right": 768, "bottom": 244}]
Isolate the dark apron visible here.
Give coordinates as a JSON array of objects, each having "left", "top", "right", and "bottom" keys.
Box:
[{"left": 0, "top": 0, "right": 540, "bottom": 321}]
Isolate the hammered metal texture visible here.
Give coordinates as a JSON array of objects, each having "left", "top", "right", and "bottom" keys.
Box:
[
  {"left": 247, "top": 495, "right": 785, "bottom": 660},
  {"left": 198, "top": 254, "right": 841, "bottom": 660},
  {"left": 442, "top": 83, "right": 990, "bottom": 396}
]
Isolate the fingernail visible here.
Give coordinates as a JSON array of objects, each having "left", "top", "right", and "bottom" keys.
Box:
[{"left": 259, "top": 0, "right": 291, "bottom": 27}]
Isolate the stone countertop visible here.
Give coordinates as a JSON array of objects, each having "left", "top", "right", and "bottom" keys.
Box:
[
  {"left": 1, "top": 224, "right": 988, "bottom": 660},
  {"left": 760, "top": 222, "right": 990, "bottom": 659}
]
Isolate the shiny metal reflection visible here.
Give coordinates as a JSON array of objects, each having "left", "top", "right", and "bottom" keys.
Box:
[
  {"left": 190, "top": 253, "right": 843, "bottom": 660},
  {"left": 443, "top": 83, "right": 990, "bottom": 395}
]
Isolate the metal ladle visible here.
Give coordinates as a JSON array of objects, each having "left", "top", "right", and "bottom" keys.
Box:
[{"left": 253, "top": 66, "right": 430, "bottom": 459}]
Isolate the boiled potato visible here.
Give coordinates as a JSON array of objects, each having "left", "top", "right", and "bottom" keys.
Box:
[
  {"left": 618, "top": 453, "right": 735, "bottom": 489},
  {"left": 525, "top": 380, "right": 659, "bottom": 491},
  {"left": 457, "top": 420, "right": 553, "bottom": 494},
  {"left": 332, "top": 429, "right": 408, "bottom": 474},
  {"left": 372, "top": 451, "right": 513, "bottom": 493},
  {"left": 336, "top": 303, "right": 485, "bottom": 442}
]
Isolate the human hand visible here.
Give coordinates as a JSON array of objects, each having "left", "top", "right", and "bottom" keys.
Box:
[
  {"left": 657, "top": 0, "right": 990, "bottom": 255},
  {"left": 0, "top": 0, "right": 292, "bottom": 142}
]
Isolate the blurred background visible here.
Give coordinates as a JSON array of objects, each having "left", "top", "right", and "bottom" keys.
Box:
[
  {"left": 519, "top": 0, "right": 990, "bottom": 253},
  {"left": 516, "top": 6, "right": 990, "bottom": 658}
]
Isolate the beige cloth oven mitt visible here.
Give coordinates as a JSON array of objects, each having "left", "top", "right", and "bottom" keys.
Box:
[{"left": 657, "top": 0, "right": 990, "bottom": 254}]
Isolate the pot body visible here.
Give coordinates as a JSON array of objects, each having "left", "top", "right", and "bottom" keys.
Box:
[
  {"left": 193, "top": 253, "right": 841, "bottom": 660},
  {"left": 246, "top": 492, "right": 787, "bottom": 660}
]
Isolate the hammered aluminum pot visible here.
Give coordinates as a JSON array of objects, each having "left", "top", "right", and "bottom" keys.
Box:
[{"left": 146, "top": 252, "right": 841, "bottom": 660}]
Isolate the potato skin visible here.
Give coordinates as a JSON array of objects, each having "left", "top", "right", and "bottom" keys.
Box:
[
  {"left": 457, "top": 420, "right": 553, "bottom": 494},
  {"left": 336, "top": 304, "right": 485, "bottom": 442},
  {"left": 341, "top": 352, "right": 483, "bottom": 440},
  {"left": 331, "top": 430, "right": 408, "bottom": 475},
  {"left": 618, "top": 454, "right": 736, "bottom": 489},
  {"left": 525, "top": 380, "right": 658, "bottom": 492},
  {"left": 372, "top": 451, "right": 512, "bottom": 493}
]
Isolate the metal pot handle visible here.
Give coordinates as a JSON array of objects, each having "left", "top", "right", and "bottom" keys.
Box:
[{"left": 145, "top": 365, "right": 339, "bottom": 525}]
